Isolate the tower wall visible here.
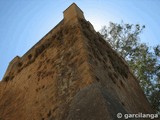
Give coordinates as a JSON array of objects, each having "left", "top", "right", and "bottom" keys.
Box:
[{"left": 0, "top": 3, "right": 154, "bottom": 120}]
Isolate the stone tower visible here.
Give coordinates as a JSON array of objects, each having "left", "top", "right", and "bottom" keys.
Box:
[{"left": 0, "top": 3, "right": 155, "bottom": 120}]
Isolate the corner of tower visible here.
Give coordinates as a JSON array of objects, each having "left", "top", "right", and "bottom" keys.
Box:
[{"left": 63, "top": 3, "right": 85, "bottom": 23}]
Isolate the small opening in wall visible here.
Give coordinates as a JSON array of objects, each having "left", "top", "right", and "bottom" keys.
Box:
[
  {"left": 28, "top": 54, "right": 32, "bottom": 60},
  {"left": 3, "top": 76, "right": 10, "bottom": 82},
  {"left": 18, "top": 62, "right": 23, "bottom": 67},
  {"left": 95, "top": 76, "right": 100, "bottom": 82}
]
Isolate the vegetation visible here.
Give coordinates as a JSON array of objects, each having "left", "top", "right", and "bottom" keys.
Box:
[{"left": 100, "top": 22, "right": 160, "bottom": 113}]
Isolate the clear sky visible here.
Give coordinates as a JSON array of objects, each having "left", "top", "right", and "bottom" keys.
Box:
[{"left": 0, "top": 0, "right": 160, "bottom": 80}]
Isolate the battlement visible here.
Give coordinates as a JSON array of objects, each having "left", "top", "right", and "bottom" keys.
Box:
[{"left": 63, "top": 3, "right": 85, "bottom": 23}]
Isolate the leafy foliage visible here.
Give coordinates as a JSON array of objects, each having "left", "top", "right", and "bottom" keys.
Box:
[{"left": 100, "top": 22, "right": 160, "bottom": 113}]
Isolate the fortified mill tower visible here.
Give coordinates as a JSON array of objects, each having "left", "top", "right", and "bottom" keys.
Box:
[{"left": 0, "top": 3, "right": 155, "bottom": 120}]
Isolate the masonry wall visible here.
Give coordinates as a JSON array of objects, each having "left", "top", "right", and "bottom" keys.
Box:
[
  {"left": 0, "top": 4, "right": 154, "bottom": 120},
  {"left": 0, "top": 18, "right": 96, "bottom": 120},
  {"left": 2, "top": 20, "right": 63, "bottom": 82},
  {"left": 79, "top": 19, "right": 153, "bottom": 114}
]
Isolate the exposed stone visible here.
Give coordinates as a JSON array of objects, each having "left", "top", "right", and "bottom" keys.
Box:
[{"left": 0, "top": 3, "right": 155, "bottom": 120}]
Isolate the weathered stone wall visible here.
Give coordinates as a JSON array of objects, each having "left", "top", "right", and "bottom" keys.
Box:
[
  {"left": 2, "top": 3, "right": 85, "bottom": 82},
  {"left": 0, "top": 18, "right": 96, "bottom": 120},
  {"left": 63, "top": 3, "right": 85, "bottom": 23},
  {"left": 2, "top": 20, "right": 63, "bottom": 82},
  {"left": 0, "top": 3, "right": 154, "bottom": 120},
  {"left": 79, "top": 18, "right": 153, "bottom": 114}
]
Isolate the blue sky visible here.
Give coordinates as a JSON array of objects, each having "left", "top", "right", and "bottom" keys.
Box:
[{"left": 0, "top": 0, "right": 160, "bottom": 80}]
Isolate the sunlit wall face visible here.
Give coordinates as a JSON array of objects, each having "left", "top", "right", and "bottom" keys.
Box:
[{"left": 0, "top": 0, "right": 160, "bottom": 80}]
